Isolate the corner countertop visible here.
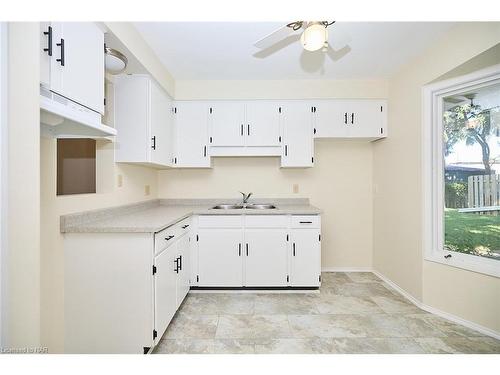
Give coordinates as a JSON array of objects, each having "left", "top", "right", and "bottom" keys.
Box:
[{"left": 60, "top": 198, "right": 322, "bottom": 234}]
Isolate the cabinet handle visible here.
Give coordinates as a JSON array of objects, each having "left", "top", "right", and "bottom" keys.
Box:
[
  {"left": 299, "top": 221, "right": 313, "bottom": 224},
  {"left": 241, "top": 124, "right": 244, "bottom": 136},
  {"left": 165, "top": 235, "right": 175, "bottom": 241},
  {"left": 238, "top": 243, "right": 241, "bottom": 257},
  {"left": 246, "top": 243, "right": 249, "bottom": 256},
  {"left": 247, "top": 124, "right": 250, "bottom": 136},
  {"left": 293, "top": 243, "right": 296, "bottom": 257},
  {"left": 174, "top": 258, "right": 179, "bottom": 273},
  {"left": 56, "top": 38, "right": 65, "bottom": 66},
  {"left": 43, "top": 26, "right": 52, "bottom": 56},
  {"left": 351, "top": 113, "right": 355, "bottom": 124},
  {"left": 179, "top": 255, "right": 182, "bottom": 271},
  {"left": 181, "top": 224, "right": 189, "bottom": 229},
  {"left": 151, "top": 136, "right": 156, "bottom": 150},
  {"left": 285, "top": 145, "right": 288, "bottom": 156},
  {"left": 344, "top": 113, "right": 347, "bottom": 124},
  {"left": 203, "top": 145, "right": 207, "bottom": 157}
]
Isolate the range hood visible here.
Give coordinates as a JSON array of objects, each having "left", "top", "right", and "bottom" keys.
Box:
[{"left": 40, "top": 86, "right": 117, "bottom": 139}]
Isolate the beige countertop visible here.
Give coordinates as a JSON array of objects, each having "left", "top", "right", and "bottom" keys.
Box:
[{"left": 61, "top": 198, "right": 322, "bottom": 234}]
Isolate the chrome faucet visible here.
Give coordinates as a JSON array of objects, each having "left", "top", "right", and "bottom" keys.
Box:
[{"left": 239, "top": 191, "right": 253, "bottom": 204}]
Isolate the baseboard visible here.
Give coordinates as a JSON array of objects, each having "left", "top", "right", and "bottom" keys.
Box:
[
  {"left": 321, "top": 267, "right": 372, "bottom": 273},
  {"left": 372, "top": 269, "right": 500, "bottom": 340}
]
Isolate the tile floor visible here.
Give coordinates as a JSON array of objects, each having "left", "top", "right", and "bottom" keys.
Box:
[{"left": 154, "top": 272, "right": 500, "bottom": 354}]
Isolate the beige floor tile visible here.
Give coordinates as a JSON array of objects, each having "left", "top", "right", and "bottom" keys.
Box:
[
  {"left": 346, "top": 272, "right": 383, "bottom": 283},
  {"left": 254, "top": 293, "right": 319, "bottom": 315},
  {"left": 333, "top": 338, "right": 425, "bottom": 354},
  {"left": 216, "top": 314, "right": 292, "bottom": 339},
  {"left": 370, "top": 294, "right": 422, "bottom": 314},
  {"left": 288, "top": 314, "right": 369, "bottom": 338},
  {"left": 315, "top": 294, "right": 384, "bottom": 314},
  {"left": 154, "top": 339, "right": 214, "bottom": 354},
  {"left": 254, "top": 338, "right": 337, "bottom": 354},
  {"left": 213, "top": 339, "right": 256, "bottom": 354},
  {"left": 164, "top": 313, "right": 218, "bottom": 339},
  {"left": 155, "top": 272, "right": 494, "bottom": 354}
]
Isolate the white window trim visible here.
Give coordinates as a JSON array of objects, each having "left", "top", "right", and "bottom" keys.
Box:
[{"left": 422, "top": 64, "right": 500, "bottom": 278}]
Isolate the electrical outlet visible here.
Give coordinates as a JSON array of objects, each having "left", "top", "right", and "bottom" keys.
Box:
[
  {"left": 117, "top": 174, "right": 123, "bottom": 188},
  {"left": 145, "top": 185, "right": 150, "bottom": 196},
  {"left": 293, "top": 184, "right": 299, "bottom": 194}
]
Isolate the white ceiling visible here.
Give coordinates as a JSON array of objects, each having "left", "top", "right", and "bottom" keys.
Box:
[{"left": 134, "top": 22, "right": 455, "bottom": 80}]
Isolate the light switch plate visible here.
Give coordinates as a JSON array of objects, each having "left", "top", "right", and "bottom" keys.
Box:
[{"left": 293, "top": 184, "right": 299, "bottom": 194}]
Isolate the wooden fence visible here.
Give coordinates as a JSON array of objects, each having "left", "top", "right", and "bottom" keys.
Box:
[{"left": 468, "top": 174, "right": 500, "bottom": 208}]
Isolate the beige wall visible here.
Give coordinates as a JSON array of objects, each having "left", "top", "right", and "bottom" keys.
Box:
[
  {"left": 373, "top": 23, "right": 500, "bottom": 330},
  {"left": 5, "top": 23, "right": 41, "bottom": 348},
  {"left": 159, "top": 78, "right": 388, "bottom": 270}
]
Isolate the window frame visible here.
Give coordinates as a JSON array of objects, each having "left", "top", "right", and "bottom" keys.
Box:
[{"left": 423, "top": 64, "right": 500, "bottom": 278}]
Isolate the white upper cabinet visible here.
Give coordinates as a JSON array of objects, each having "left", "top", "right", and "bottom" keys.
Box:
[
  {"left": 281, "top": 101, "right": 314, "bottom": 168},
  {"left": 313, "top": 99, "right": 387, "bottom": 139},
  {"left": 173, "top": 102, "right": 210, "bottom": 168},
  {"left": 42, "top": 22, "right": 105, "bottom": 114},
  {"left": 244, "top": 101, "right": 281, "bottom": 146},
  {"left": 209, "top": 102, "right": 245, "bottom": 147},
  {"left": 114, "top": 74, "right": 173, "bottom": 167}
]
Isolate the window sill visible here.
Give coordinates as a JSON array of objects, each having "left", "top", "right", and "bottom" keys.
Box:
[{"left": 424, "top": 251, "right": 500, "bottom": 278}]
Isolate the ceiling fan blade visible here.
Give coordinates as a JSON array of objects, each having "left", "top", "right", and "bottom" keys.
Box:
[
  {"left": 253, "top": 34, "right": 301, "bottom": 59},
  {"left": 254, "top": 25, "right": 296, "bottom": 49}
]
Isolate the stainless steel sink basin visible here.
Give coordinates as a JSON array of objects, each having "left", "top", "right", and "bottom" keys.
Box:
[
  {"left": 245, "top": 204, "right": 276, "bottom": 210},
  {"left": 211, "top": 204, "right": 244, "bottom": 210}
]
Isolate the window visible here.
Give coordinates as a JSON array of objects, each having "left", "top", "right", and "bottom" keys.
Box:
[
  {"left": 57, "top": 139, "right": 96, "bottom": 195},
  {"left": 423, "top": 64, "right": 500, "bottom": 277}
]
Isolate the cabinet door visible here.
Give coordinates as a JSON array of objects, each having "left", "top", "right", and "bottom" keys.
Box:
[
  {"left": 281, "top": 102, "right": 314, "bottom": 168},
  {"left": 290, "top": 230, "right": 321, "bottom": 287},
  {"left": 197, "top": 229, "right": 243, "bottom": 287},
  {"left": 346, "top": 100, "right": 386, "bottom": 138},
  {"left": 174, "top": 102, "right": 210, "bottom": 168},
  {"left": 114, "top": 75, "right": 150, "bottom": 163},
  {"left": 176, "top": 234, "right": 190, "bottom": 307},
  {"left": 210, "top": 102, "right": 245, "bottom": 146},
  {"left": 40, "top": 22, "right": 51, "bottom": 87},
  {"left": 245, "top": 101, "right": 281, "bottom": 146},
  {"left": 150, "top": 81, "right": 173, "bottom": 166},
  {"left": 313, "top": 100, "right": 349, "bottom": 138},
  {"left": 244, "top": 229, "right": 288, "bottom": 287},
  {"left": 50, "top": 22, "right": 105, "bottom": 114},
  {"left": 154, "top": 245, "right": 178, "bottom": 342}
]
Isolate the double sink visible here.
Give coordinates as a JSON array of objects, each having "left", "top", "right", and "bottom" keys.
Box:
[{"left": 212, "top": 203, "right": 276, "bottom": 210}]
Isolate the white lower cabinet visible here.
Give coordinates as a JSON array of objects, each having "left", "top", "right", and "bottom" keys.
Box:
[
  {"left": 194, "top": 215, "right": 321, "bottom": 288},
  {"left": 154, "top": 245, "right": 178, "bottom": 341},
  {"left": 198, "top": 229, "right": 244, "bottom": 287},
  {"left": 290, "top": 229, "right": 321, "bottom": 287},
  {"left": 64, "top": 218, "right": 191, "bottom": 354},
  {"left": 244, "top": 229, "right": 288, "bottom": 287}
]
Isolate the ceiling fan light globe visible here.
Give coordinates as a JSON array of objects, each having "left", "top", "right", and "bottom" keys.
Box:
[{"left": 300, "top": 23, "right": 328, "bottom": 52}]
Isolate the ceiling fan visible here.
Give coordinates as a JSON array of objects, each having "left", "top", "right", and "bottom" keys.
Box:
[{"left": 253, "top": 21, "right": 347, "bottom": 56}]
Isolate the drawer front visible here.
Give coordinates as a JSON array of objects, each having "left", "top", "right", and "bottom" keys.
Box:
[
  {"left": 155, "top": 225, "right": 182, "bottom": 254},
  {"left": 245, "top": 215, "right": 288, "bottom": 228},
  {"left": 198, "top": 215, "right": 243, "bottom": 228},
  {"left": 290, "top": 215, "right": 321, "bottom": 229}
]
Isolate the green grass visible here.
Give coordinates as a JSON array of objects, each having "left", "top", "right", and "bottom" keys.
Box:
[{"left": 445, "top": 208, "right": 500, "bottom": 259}]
